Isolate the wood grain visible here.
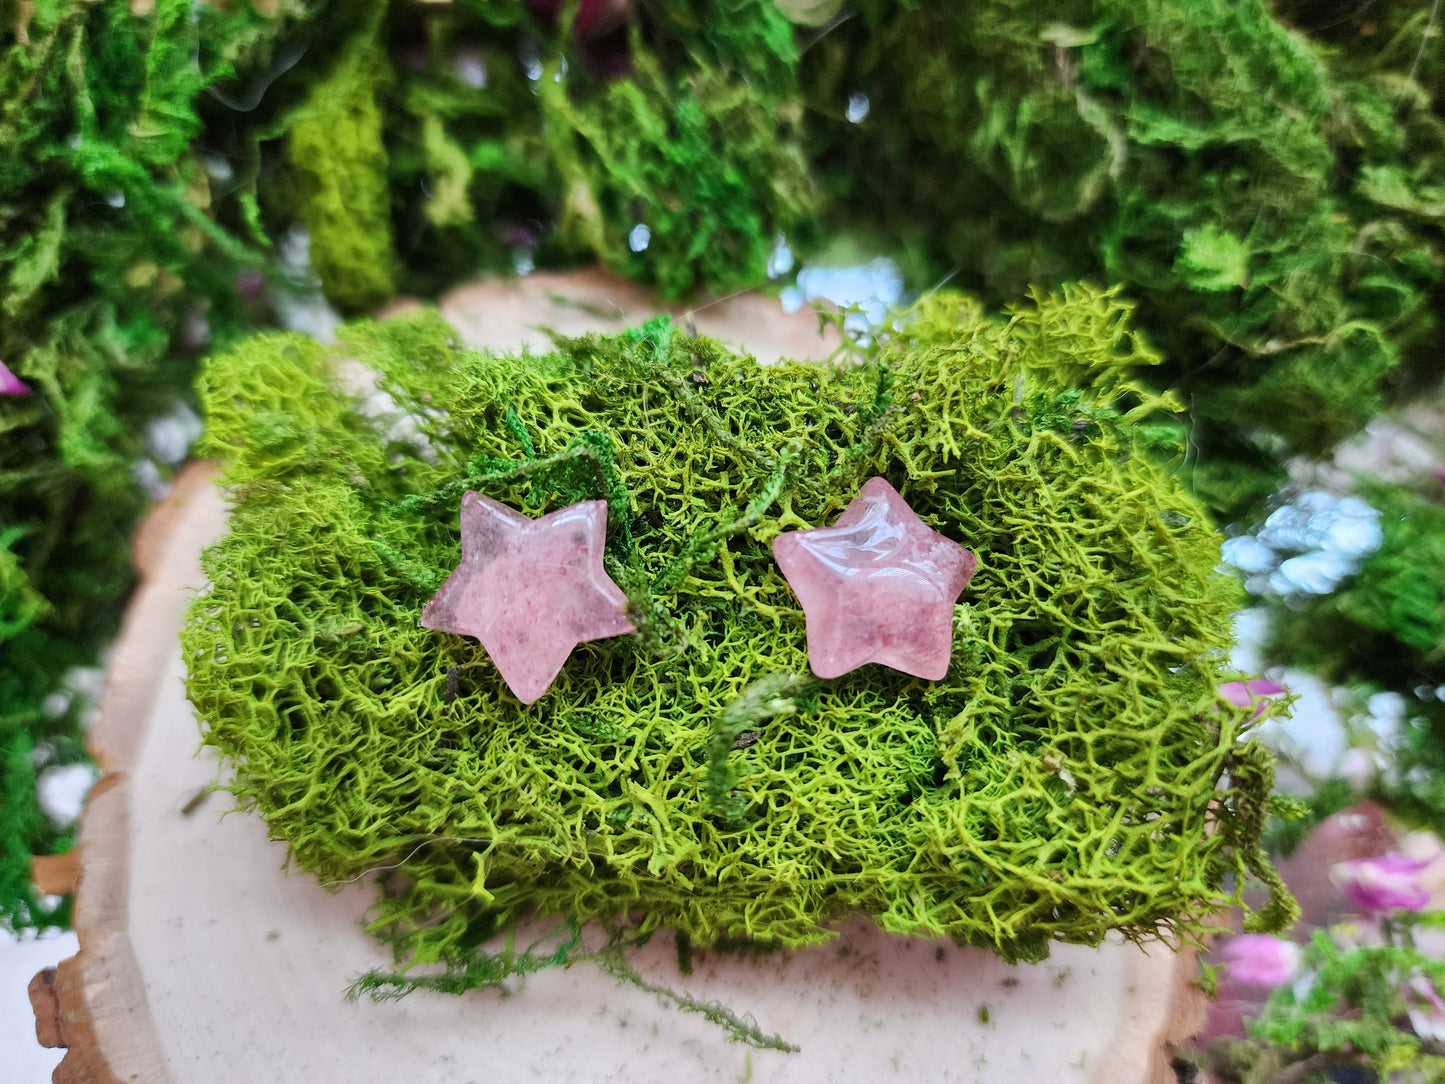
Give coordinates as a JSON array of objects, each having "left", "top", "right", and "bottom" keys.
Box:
[{"left": 30, "top": 852, "right": 80, "bottom": 897}]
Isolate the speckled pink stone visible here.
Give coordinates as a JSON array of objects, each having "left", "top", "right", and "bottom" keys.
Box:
[
  {"left": 421, "top": 493, "right": 634, "bottom": 703},
  {"left": 772, "top": 477, "right": 977, "bottom": 681}
]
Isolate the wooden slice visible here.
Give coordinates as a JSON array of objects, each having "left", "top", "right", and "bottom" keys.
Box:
[{"left": 30, "top": 270, "right": 1205, "bottom": 1083}]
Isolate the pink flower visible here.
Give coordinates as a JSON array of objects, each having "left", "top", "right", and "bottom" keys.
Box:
[
  {"left": 1330, "top": 853, "right": 1432, "bottom": 916},
  {"left": 0, "top": 360, "right": 30, "bottom": 396},
  {"left": 1219, "top": 934, "right": 1301, "bottom": 988},
  {"left": 1218, "top": 678, "right": 1286, "bottom": 719},
  {"left": 1405, "top": 974, "right": 1445, "bottom": 1042}
]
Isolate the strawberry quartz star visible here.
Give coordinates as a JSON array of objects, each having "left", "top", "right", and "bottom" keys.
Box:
[
  {"left": 772, "top": 477, "right": 977, "bottom": 681},
  {"left": 421, "top": 493, "right": 634, "bottom": 703}
]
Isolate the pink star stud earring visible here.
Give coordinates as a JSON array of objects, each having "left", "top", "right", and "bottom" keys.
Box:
[
  {"left": 772, "top": 477, "right": 977, "bottom": 681},
  {"left": 421, "top": 493, "right": 635, "bottom": 703}
]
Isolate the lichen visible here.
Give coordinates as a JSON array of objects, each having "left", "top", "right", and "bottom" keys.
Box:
[{"left": 186, "top": 286, "right": 1294, "bottom": 973}]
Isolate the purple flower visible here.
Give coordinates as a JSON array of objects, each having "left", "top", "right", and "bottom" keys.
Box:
[
  {"left": 0, "top": 360, "right": 31, "bottom": 396},
  {"left": 1220, "top": 678, "right": 1286, "bottom": 707},
  {"left": 1406, "top": 974, "right": 1445, "bottom": 1042},
  {"left": 1218, "top": 678, "right": 1286, "bottom": 719},
  {"left": 1219, "top": 934, "right": 1301, "bottom": 988},
  {"left": 1330, "top": 853, "right": 1432, "bottom": 916}
]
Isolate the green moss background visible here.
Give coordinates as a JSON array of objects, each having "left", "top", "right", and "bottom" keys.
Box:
[{"left": 0, "top": 0, "right": 272, "bottom": 929}]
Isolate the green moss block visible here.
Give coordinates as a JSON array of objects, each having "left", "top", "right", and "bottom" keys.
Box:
[{"left": 186, "top": 285, "right": 1293, "bottom": 967}]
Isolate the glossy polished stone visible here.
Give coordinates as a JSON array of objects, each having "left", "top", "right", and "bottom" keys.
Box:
[
  {"left": 421, "top": 493, "right": 634, "bottom": 703},
  {"left": 772, "top": 477, "right": 977, "bottom": 680}
]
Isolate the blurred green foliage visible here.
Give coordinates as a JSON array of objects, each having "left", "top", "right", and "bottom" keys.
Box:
[
  {"left": 804, "top": 0, "right": 1445, "bottom": 515},
  {"left": 1207, "top": 914, "right": 1445, "bottom": 1083},
  {"left": 0, "top": 0, "right": 270, "bottom": 929},
  {"left": 1266, "top": 479, "right": 1445, "bottom": 832}
]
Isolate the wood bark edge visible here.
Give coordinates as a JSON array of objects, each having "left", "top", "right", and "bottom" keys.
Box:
[
  {"left": 29, "top": 460, "right": 221, "bottom": 1084},
  {"left": 1151, "top": 946, "right": 1209, "bottom": 1084}
]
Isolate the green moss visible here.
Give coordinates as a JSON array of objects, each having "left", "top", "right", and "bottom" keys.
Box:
[
  {"left": 285, "top": 11, "right": 396, "bottom": 313},
  {"left": 186, "top": 286, "right": 1292, "bottom": 972},
  {"left": 1266, "top": 481, "right": 1445, "bottom": 692},
  {"left": 282, "top": 0, "right": 814, "bottom": 303},
  {"left": 1273, "top": 0, "right": 1445, "bottom": 107},
  {"left": 0, "top": 0, "right": 271, "bottom": 931},
  {"left": 1231, "top": 919, "right": 1445, "bottom": 1083},
  {"left": 1265, "top": 480, "right": 1445, "bottom": 834},
  {"left": 644, "top": 0, "right": 801, "bottom": 100},
  {"left": 0, "top": 727, "right": 42, "bottom": 932},
  {"left": 802, "top": 0, "right": 1445, "bottom": 515}
]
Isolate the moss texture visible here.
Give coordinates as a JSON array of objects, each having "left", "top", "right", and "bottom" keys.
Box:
[
  {"left": 803, "top": 0, "right": 1445, "bottom": 515},
  {"left": 186, "top": 288, "right": 1294, "bottom": 968},
  {"left": 285, "top": 11, "right": 396, "bottom": 313},
  {"left": 539, "top": 44, "right": 813, "bottom": 299},
  {"left": 0, "top": 0, "right": 272, "bottom": 930}
]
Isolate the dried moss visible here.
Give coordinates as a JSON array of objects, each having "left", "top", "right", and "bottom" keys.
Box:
[
  {"left": 15, "top": 0, "right": 1440, "bottom": 937},
  {"left": 186, "top": 287, "right": 1293, "bottom": 972},
  {"left": 258, "top": 0, "right": 815, "bottom": 303}
]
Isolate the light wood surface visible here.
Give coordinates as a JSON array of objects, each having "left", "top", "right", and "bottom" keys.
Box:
[{"left": 30, "top": 270, "right": 1206, "bottom": 1083}]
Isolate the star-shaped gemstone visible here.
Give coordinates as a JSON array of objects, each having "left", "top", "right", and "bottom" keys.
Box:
[
  {"left": 772, "top": 477, "right": 977, "bottom": 681},
  {"left": 421, "top": 493, "right": 634, "bottom": 703}
]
